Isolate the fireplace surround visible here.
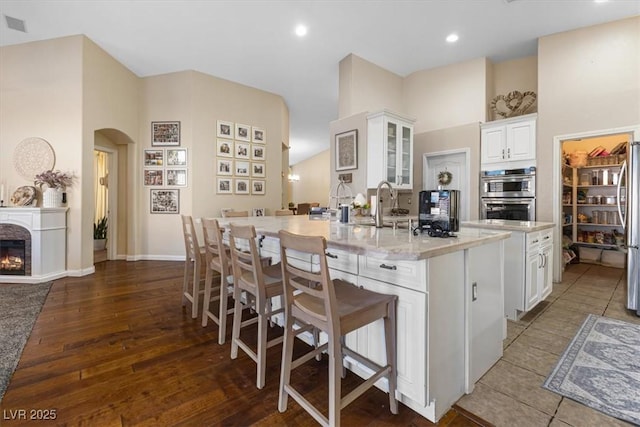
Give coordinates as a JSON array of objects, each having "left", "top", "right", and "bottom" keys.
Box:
[{"left": 0, "top": 207, "right": 67, "bottom": 284}]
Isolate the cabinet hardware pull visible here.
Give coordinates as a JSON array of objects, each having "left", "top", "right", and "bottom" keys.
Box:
[
  {"left": 379, "top": 264, "right": 397, "bottom": 270},
  {"left": 502, "top": 148, "right": 505, "bottom": 159},
  {"left": 325, "top": 251, "right": 338, "bottom": 259},
  {"left": 507, "top": 148, "right": 511, "bottom": 158},
  {"left": 543, "top": 236, "right": 550, "bottom": 240},
  {"left": 532, "top": 239, "right": 539, "bottom": 244}
]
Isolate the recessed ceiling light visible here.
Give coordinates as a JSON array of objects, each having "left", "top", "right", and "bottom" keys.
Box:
[
  {"left": 594, "top": 0, "right": 609, "bottom": 3},
  {"left": 446, "top": 33, "right": 459, "bottom": 43},
  {"left": 295, "top": 24, "right": 308, "bottom": 37}
]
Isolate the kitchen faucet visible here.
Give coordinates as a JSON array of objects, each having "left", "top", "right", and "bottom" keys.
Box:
[{"left": 375, "top": 180, "right": 395, "bottom": 228}]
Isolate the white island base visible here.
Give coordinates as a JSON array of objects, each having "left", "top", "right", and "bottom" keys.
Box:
[{"left": 217, "top": 216, "right": 508, "bottom": 423}]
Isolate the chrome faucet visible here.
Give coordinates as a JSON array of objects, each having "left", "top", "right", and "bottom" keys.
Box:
[{"left": 375, "top": 180, "right": 395, "bottom": 228}]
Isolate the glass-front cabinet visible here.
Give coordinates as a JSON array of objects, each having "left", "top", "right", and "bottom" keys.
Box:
[{"left": 367, "top": 110, "right": 415, "bottom": 189}]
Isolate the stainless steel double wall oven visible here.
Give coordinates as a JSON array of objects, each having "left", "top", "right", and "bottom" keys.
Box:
[{"left": 480, "top": 166, "right": 536, "bottom": 221}]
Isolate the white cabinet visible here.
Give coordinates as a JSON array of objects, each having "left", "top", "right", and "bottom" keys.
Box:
[
  {"left": 481, "top": 114, "right": 536, "bottom": 165},
  {"left": 367, "top": 110, "right": 415, "bottom": 189},
  {"left": 499, "top": 228, "right": 554, "bottom": 320}
]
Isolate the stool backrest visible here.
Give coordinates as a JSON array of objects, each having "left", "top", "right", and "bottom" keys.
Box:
[
  {"left": 201, "top": 218, "right": 229, "bottom": 276},
  {"left": 278, "top": 230, "right": 337, "bottom": 330},
  {"left": 181, "top": 215, "right": 200, "bottom": 261},
  {"left": 275, "top": 209, "right": 293, "bottom": 216},
  {"left": 228, "top": 223, "right": 265, "bottom": 296}
]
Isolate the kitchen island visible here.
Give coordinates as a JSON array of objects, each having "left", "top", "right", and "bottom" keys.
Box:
[
  {"left": 214, "top": 215, "right": 510, "bottom": 422},
  {"left": 463, "top": 219, "right": 555, "bottom": 320}
]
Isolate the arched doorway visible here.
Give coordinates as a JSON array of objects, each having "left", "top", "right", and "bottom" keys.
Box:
[{"left": 94, "top": 129, "right": 134, "bottom": 264}]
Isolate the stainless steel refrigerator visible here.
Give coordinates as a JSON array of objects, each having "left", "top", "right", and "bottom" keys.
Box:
[{"left": 620, "top": 141, "right": 640, "bottom": 315}]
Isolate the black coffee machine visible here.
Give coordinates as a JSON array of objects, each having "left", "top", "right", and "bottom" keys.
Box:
[{"left": 418, "top": 190, "right": 460, "bottom": 233}]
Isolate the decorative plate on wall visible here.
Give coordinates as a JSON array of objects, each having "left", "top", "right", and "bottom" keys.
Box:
[{"left": 13, "top": 137, "right": 56, "bottom": 180}]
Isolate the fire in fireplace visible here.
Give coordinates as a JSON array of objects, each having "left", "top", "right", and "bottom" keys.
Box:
[{"left": 0, "top": 239, "right": 26, "bottom": 275}]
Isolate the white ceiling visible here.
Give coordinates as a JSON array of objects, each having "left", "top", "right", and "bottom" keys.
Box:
[{"left": 1, "top": 1, "right": 638, "bottom": 164}]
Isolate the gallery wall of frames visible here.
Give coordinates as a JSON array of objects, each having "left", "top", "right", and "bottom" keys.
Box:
[
  {"left": 215, "top": 120, "right": 266, "bottom": 196},
  {"left": 144, "top": 120, "right": 268, "bottom": 214}
]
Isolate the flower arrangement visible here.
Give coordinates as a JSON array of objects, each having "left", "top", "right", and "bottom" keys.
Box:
[{"left": 34, "top": 169, "right": 73, "bottom": 189}]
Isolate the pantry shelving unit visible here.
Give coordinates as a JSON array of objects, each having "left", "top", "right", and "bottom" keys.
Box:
[{"left": 563, "top": 162, "right": 626, "bottom": 264}]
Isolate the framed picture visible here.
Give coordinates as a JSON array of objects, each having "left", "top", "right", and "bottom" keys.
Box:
[
  {"left": 144, "top": 149, "right": 164, "bottom": 167},
  {"left": 335, "top": 129, "right": 357, "bottom": 171},
  {"left": 217, "top": 178, "right": 232, "bottom": 194},
  {"left": 252, "top": 208, "right": 265, "bottom": 217},
  {"left": 151, "top": 121, "right": 180, "bottom": 146},
  {"left": 252, "top": 127, "right": 265, "bottom": 143},
  {"left": 217, "top": 139, "right": 233, "bottom": 158},
  {"left": 235, "top": 178, "right": 250, "bottom": 195},
  {"left": 166, "top": 168, "right": 187, "bottom": 186},
  {"left": 217, "top": 120, "right": 233, "bottom": 138},
  {"left": 252, "top": 179, "right": 266, "bottom": 195},
  {"left": 235, "top": 142, "right": 250, "bottom": 159},
  {"left": 150, "top": 189, "right": 179, "bottom": 214},
  {"left": 217, "top": 159, "right": 233, "bottom": 176},
  {"left": 235, "top": 160, "right": 250, "bottom": 177},
  {"left": 143, "top": 169, "right": 164, "bottom": 186},
  {"left": 252, "top": 162, "right": 265, "bottom": 178},
  {"left": 252, "top": 145, "right": 266, "bottom": 161},
  {"left": 166, "top": 148, "right": 187, "bottom": 166},
  {"left": 235, "top": 123, "right": 251, "bottom": 141}
]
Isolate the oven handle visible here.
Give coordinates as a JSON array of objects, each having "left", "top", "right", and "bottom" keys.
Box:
[
  {"left": 481, "top": 198, "right": 535, "bottom": 205},
  {"left": 480, "top": 175, "right": 535, "bottom": 182}
]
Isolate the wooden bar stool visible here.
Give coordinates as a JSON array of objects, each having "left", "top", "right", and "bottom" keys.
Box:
[
  {"left": 227, "top": 223, "right": 286, "bottom": 389},
  {"left": 201, "top": 218, "right": 234, "bottom": 344},
  {"left": 275, "top": 209, "right": 293, "bottom": 216},
  {"left": 277, "top": 230, "right": 398, "bottom": 427},
  {"left": 223, "top": 210, "right": 249, "bottom": 218},
  {"left": 180, "top": 215, "right": 206, "bottom": 318}
]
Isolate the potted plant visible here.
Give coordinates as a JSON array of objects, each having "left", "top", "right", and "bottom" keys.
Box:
[
  {"left": 93, "top": 216, "right": 108, "bottom": 250},
  {"left": 34, "top": 169, "right": 73, "bottom": 207}
]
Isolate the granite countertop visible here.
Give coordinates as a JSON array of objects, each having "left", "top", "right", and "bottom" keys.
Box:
[
  {"left": 213, "top": 215, "right": 510, "bottom": 261},
  {"left": 462, "top": 219, "right": 555, "bottom": 232}
]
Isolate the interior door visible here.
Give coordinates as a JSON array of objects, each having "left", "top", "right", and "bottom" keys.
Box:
[{"left": 423, "top": 150, "right": 469, "bottom": 221}]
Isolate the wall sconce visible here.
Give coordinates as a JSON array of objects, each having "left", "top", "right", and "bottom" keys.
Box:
[{"left": 288, "top": 174, "right": 300, "bottom": 182}]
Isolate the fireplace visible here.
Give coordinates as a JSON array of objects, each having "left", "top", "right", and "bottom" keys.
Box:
[
  {"left": 0, "top": 223, "right": 32, "bottom": 276},
  {"left": 0, "top": 208, "right": 67, "bottom": 283},
  {"left": 0, "top": 239, "right": 26, "bottom": 275}
]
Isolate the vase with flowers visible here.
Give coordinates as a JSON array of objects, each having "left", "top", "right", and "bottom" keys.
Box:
[{"left": 34, "top": 169, "right": 73, "bottom": 208}]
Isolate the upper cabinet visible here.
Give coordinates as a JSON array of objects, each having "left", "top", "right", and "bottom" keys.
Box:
[
  {"left": 367, "top": 110, "right": 415, "bottom": 189},
  {"left": 481, "top": 113, "right": 537, "bottom": 166}
]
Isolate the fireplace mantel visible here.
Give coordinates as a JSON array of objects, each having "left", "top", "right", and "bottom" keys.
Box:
[{"left": 0, "top": 207, "right": 68, "bottom": 284}]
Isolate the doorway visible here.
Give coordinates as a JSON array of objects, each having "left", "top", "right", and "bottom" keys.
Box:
[
  {"left": 94, "top": 147, "right": 117, "bottom": 263},
  {"left": 553, "top": 125, "right": 640, "bottom": 282}
]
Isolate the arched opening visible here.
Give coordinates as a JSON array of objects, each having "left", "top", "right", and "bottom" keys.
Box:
[{"left": 94, "top": 128, "right": 134, "bottom": 264}]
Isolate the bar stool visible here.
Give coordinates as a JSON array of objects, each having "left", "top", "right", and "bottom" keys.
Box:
[
  {"left": 227, "top": 223, "right": 286, "bottom": 389},
  {"left": 277, "top": 230, "right": 398, "bottom": 427},
  {"left": 201, "top": 218, "right": 235, "bottom": 344},
  {"left": 180, "top": 215, "right": 206, "bottom": 318},
  {"left": 275, "top": 209, "right": 293, "bottom": 216}
]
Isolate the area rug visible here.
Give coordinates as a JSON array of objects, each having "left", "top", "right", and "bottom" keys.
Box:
[
  {"left": 543, "top": 314, "right": 640, "bottom": 425},
  {"left": 0, "top": 281, "right": 51, "bottom": 402}
]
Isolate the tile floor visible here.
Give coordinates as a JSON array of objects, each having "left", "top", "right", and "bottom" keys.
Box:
[{"left": 456, "top": 263, "right": 639, "bottom": 427}]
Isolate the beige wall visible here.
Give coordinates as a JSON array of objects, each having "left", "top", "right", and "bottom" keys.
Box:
[
  {"left": 403, "top": 57, "right": 489, "bottom": 134},
  {"left": 537, "top": 16, "right": 640, "bottom": 223},
  {"left": 491, "top": 56, "right": 538, "bottom": 121},
  {"left": 289, "top": 149, "right": 331, "bottom": 207},
  {"left": 0, "top": 36, "right": 84, "bottom": 272},
  {"left": 339, "top": 54, "right": 404, "bottom": 119},
  {"left": 1, "top": 35, "right": 289, "bottom": 272}
]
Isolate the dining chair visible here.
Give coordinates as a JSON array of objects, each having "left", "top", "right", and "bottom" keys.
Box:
[
  {"left": 296, "top": 203, "right": 311, "bottom": 215},
  {"left": 277, "top": 230, "right": 398, "bottom": 426},
  {"left": 223, "top": 210, "right": 249, "bottom": 218},
  {"left": 180, "top": 215, "right": 206, "bottom": 318},
  {"left": 227, "top": 223, "right": 286, "bottom": 389},
  {"left": 201, "top": 218, "right": 235, "bottom": 344},
  {"left": 275, "top": 209, "right": 293, "bottom": 216}
]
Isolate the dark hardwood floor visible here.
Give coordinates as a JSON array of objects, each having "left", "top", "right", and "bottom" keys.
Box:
[{"left": 0, "top": 260, "right": 481, "bottom": 426}]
